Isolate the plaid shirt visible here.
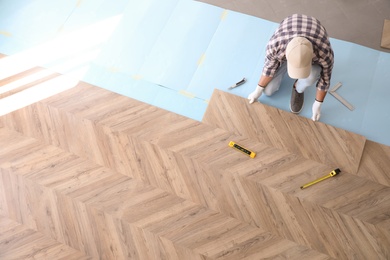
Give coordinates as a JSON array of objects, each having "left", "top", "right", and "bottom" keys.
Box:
[{"left": 263, "top": 14, "right": 334, "bottom": 91}]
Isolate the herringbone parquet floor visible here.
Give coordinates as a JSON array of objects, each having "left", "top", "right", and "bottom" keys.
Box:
[{"left": 1, "top": 61, "right": 390, "bottom": 259}]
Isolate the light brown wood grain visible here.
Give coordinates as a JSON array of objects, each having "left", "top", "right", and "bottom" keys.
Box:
[
  {"left": 0, "top": 215, "right": 92, "bottom": 260},
  {"left": 0, "top": 128, "right": 331, "bottom": 259},
  {"left": 0, "top": 67, "right": 60, "bottom": 99},
  {"left": 357, "top": 140, "right": 390, "bottom": 187},
  {"left": 203, "top": 89, "right": 366, "bottom": 174},
  {"left": 1, "top": 61, "right": 389, "bottom": 259},
  {"left": 381, "top": 19, "right": 390, "bottom": 49}
]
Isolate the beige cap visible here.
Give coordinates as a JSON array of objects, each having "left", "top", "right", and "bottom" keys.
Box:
[{"left": 286, "top": 37, "right": 313, "bottom": 79}]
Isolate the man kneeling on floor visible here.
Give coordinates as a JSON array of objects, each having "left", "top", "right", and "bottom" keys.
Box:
[{"left": 248, "top": 14, "right": 334, "bottom": 121}]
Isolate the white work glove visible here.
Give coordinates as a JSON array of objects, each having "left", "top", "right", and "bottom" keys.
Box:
[
  {"left": 312, "top": 100, "right": 322, "bottom": 121},
  {"left": 248, "top": 85, "right": 265, "bottom": 104}
]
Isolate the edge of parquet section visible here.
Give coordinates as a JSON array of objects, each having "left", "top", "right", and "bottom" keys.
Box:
[{"left": 202, "top": 89, "right": 367, "bottom": 175}]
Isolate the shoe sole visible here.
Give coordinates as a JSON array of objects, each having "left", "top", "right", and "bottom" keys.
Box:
[{"left": 290, "top": 103, "right": 304, "bottom": 114}]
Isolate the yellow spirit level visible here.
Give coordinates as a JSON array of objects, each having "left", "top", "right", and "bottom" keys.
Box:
[{"left": 228, "top": 141, "right": 256, "bottom": 158}]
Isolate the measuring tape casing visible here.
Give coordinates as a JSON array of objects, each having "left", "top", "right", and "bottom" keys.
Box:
[{"left": 228, "top": 141, "right": 256, "bottom": 158}]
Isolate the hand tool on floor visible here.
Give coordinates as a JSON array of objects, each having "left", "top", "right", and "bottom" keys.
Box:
[
  {"left": 228, "top": 141, "right": 256, "bottom": 158},
  {"left": 228, "top": 77, "right": 246, "bottom": 90},
  {"left": 300, "top": 168, "right": 341, "bottom": 189},
  {"left": 329, "top": 82, "right": 355, "bottom": 111}
]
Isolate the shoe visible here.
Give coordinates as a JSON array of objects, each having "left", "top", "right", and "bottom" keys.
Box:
[{"left": 290, "top": 81, "right": 304, "bottom": 114}]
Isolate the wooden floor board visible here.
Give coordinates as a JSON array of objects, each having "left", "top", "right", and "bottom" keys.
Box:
[
  {"left": 202, "top": 89, "right": 367, "bottom": 174},
  {"left": 357, "top": 140, "right": 390, "bottom": 187},
  {"left": 0, "top": 215, "right": 93, "bottom": 260},
  {"left": 1, "top": 66, "right": 389, "bottom": 259},
  {"left": 0, "top": 67, "right": 61, "bottom": 99},
  {"left": 0, "top": 128, "right": 330, "bottom": 259},
  {"left": 381, "top": 19, "right": 390, "bottom": 49}
]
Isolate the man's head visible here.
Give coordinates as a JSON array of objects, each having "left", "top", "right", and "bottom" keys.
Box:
[{"left": 286, "top": 37, "right": 313, "bottom": 79}]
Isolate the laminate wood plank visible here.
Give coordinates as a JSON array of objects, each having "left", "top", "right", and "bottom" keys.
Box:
[
  {"left": 202, "top": 89, "right": 367, "bottom": 174},
  {"left": 381, "top": 19, "right": 390, "bottom": 49},
  {"left": 227, "top": 145, "right": 390, "bottom": 228},
  {"left": 103, "top": 108, "right": 386, "bottom": 256},
  {"left": 357, "top": 140, "right": 390, "bottom": 187},
  {"left": 1, "top": 75, "right": 389, "bottom": 259},
  {"left": 230, "top": 151, "right": 390, "bottom": 225},
  {"left": 4, "top": 96, "right": 389, "bottom": 259},
  {"left": 240, "top": 179, "right": 390, "bottom": 259},
  {"left": 0, "top": 128, "right": 330, "bottom": 259},
  {"left": 0, "top": 215, "right": 92, "bottom": 260},
  {"left": 3, "top": 81, "right": 390, "bottom": 258},
  {"left": 0, "top": 67, "right": 60, "bottom": 99},
  {"left": 213, "top": 153, "right": 390, "bottom": 258}
]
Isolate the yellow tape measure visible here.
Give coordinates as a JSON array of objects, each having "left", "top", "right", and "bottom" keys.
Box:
[
  {"left": 228, "top": 141, "right": 256, "bottom": 158},
  {"left": 300, "top": 168, "right": 341, "bottom": 189}
]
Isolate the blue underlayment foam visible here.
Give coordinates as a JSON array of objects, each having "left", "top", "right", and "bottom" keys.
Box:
[{"left": 0, "top": 0, "right": 389, "bottom": 146}]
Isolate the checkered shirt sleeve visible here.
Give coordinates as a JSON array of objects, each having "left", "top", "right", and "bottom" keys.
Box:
[{"left": 262, "top": 14, "right": 334, "bottom": 91}]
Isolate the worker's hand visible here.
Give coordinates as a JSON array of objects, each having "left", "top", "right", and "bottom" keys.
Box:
[
  {"left": 311, "top": 100, "right": 322, "bottom": 121},
  {"left": 248, "top": 85, "right": 265, "bottom": 104}
]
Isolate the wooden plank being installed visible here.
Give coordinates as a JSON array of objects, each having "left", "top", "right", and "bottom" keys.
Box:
[
  {"left": 202, "top": 89, "right": 366, "bottom": 174},
  {"left": 381, "top": 19, "right": 390, "bottom": 49}
]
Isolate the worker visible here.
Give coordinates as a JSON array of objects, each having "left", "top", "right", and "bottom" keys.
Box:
[{"left": 248, "top": 14, "right": 334, "bottom": 121}]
